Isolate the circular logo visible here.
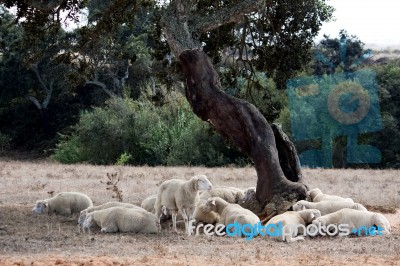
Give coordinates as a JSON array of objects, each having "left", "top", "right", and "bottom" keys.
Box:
[{"left": 327, "top": 82, "right": 370, "bottom": 125}]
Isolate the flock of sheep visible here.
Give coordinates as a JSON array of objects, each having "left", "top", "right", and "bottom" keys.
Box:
[{"left": 32, "top": 174, "right": 391, "bottom": 242}]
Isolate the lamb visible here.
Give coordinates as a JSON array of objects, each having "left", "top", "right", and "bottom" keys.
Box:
[
  {"left": 154, "top": 174, "right": 213, "bottom": 235},
  {"left": 82, "top": 206, "right": 158, "bottom": 234},
  {"left": 203, "top": 196, "right": 260, "bottom": 235},
  {"left": 266, "top": 209, "right": 321, "bottom": 243},
  {"left": 292, "top": 200, "right": 367, "bottom": 215},
  {"left": 312, "top": 208, "right": 391, "bottom": 236},
  {"left": 194, "top": 186, "right": 245, "bottom": 224},
  {"left": 78, "top": 201, "right": 141, "bottom": 226},
  {"left": 32, "top": 192, "right": 93, "bottom": 216},
  {"left": 307, "top": 188, "right": 354, "bottom": 203}
]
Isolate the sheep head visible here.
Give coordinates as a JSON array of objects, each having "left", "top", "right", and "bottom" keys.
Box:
[
  {"left": 292, "top": 200, "right": 307, "bottom": 211},
  {"left": 194, "top": 175, "right": 213, "bottom": 191},
  {"left": 32, "top": 200, "right": 48, "bottom": 214}
]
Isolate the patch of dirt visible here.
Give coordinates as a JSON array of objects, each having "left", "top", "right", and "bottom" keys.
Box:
[{"left": 0, "top": 161, "right": 400, "bottom": 265}]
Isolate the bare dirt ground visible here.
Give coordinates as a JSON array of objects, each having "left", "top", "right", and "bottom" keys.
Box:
[{"left": 0, "top": 158, "right": 399, "bottom": 265}]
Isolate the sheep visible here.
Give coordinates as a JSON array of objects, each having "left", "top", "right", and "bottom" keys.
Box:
[
  {"left": 154, "top": 175, "right": 213, "bottom": 235},
  {"left": 312, "top": 208, "right": 391, "bottom": 236},
  {"left": 194, "top": 186, "right": 245, "bottom": 225},
  {"left": 292, "top": 200, "right": 367, "bottom": 215},
  {"left": 193, "top": 192, "right": 220, "bottom": 225},
  {"left": 203, "top": 196, "right": 260, "bottom": 236},
  {"left": 141, "top": 194, "right": 183, "bottom": 223},
  {"left": 201, "top": 186, "right": 245, "bottom": 204},
  {"left": 78, "top": 201, "right": 141, "bottom": 226},
  {"left": 266, "top": 209, "right": 321, "bottom": 243},
  {"left": 307, "top": 188, "right": 354, "bottom": 203},
  {"left": 32, "top": 192, "right": 93, "bottom": 216},
  {"left": 141, "top": 194, "right": 157, "bottom": 213},
  {"left": 243, "top": 187, "right": 256, "bottom": 202},
  {"left": 82, "top": 206, "right": 158, "bottom": 234}
]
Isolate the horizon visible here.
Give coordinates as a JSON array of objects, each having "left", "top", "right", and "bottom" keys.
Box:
[{"left": 317, "top": 0, "right": 400, "bottom": 50}]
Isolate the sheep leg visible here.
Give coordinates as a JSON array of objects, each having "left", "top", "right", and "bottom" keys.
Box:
[
  {"left": 285, "top": 235, "right": 305, "bottom": 243},
  {"left": 154, "top": 206, "right": 163, "bottom": 232},
  {"left": 179, "top": 209, "right": 190, "bottom": 235},
  {"left": 171, "top": 210, "right": 179, "bottom": 233},
  {"left": 101, "top": 224, "right": 118, "bottom": 233}
]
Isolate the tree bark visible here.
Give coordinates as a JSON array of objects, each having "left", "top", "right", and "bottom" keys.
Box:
[{"left": 179, "top": 49, "right": 307, "bottom": 207}]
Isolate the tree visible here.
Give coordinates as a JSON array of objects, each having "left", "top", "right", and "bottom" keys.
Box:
[
  {"left": 3, "top": 0, "right": 334, "bottom": 211},
  {"left": 313, "top": 30, "right": 371, "bottom": 75}
]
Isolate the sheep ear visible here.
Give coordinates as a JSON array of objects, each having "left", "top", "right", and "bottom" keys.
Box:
[
  {"left": 301, "top": 204, "right": 306, "bottom": 211},
  {"left": 193, "top": 176, "right": 199, "bottom": 190},
  {"left": 309, "top": 212, "right": 315, "bottom": 220},
  {"left": 211, "top": 199, "right": 216, "bottom": 206}
]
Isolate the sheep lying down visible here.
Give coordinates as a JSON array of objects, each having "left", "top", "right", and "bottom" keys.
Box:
[
  {"left": 312, "top": 208, "right": 391, "bottom": 236},
  {"left": 266, "top": 209, "right": 321, "bottom": 243},
  {"left": 292, "top": 200, "right": 367, "bottom": 215},
  {"left": 83, "top": 206, "right": 158, "bottom": 234},
  {"left": 193, "top": 186, "right": 245, "bottom": 225},
  {"left": 307, "top": 188, "right": 354, "bottom": 203},
  {"left": 32, "top": 192, "right": 93, "bottom": 216},
  {"left": 78, "top": 201, "right": 141, "bottom": 226},
  {"left": 203, "top": 197, "right": 260, "bottom": 235}
]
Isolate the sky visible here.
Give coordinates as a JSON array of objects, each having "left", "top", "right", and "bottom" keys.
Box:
[{"left": 317, "top": 0, "right": 400, "bottom": 48}]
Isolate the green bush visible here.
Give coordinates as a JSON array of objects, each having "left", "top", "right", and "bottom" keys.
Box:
[
  {"left": 52, "top": 96, "right": 248, "bottom": 166},
  {"left": 51, "top": 134, "right": 87, "bottom": 164}
]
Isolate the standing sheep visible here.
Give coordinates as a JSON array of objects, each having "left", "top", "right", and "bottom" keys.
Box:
[
  {"left": 82, "top": 206, "right": 158, "bottom": 234},
  {"left": 292, "top": 200, "right": 367, "bottom": 215},
  {"left": 266, "top": 209, "right": 321, "bottom": 243},
  {"left": 32, "top": 192, "right": 93, "bottom": 216},
  {"left": 312, "top": 208, "right": 391, "bottom": 236},
  {"left": 307, "top": 188, "right": 354, "bottom": 203},
  {"left": 154, "top": 175, "right": 213, "bottom": 235},
  {"left": 203, "top": 197, "right": 260, "bottom": 235},
  {"left": 78, "top": 202, "right": 141, "bottom": 226}
]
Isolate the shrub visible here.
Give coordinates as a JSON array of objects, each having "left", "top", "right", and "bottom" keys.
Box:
[{"left": 0, "top": 132, "right": 11, "bottom": 151}]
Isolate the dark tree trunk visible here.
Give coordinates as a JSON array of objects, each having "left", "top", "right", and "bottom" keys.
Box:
[{"left": 179, "top": 49, "right": 307, "bottom": 208}]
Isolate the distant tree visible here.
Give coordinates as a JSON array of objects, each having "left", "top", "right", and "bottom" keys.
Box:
[{"left": 313, "top": 30, "right": 371, "bottom": 75}]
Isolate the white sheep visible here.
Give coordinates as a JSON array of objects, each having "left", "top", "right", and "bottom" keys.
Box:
[
  {"left": 141, "top": 194, "right": 157, "bottom": 213},
  {"left": 312, "top": 208, "right": 391, "bottom": 236},
  {"left": 203, "top": 196, "right": 260, "bottom": 235},
  {"left": 193, "top": 192, "right": 220, "bottom": 225},
  {"left": 194, "top": 186, "right": 245, "bottom": 224},
  {"left": 293, "top": 200, "right": 367, "bottom": 215},
  {"left": 32, "top": 192, "right": 93, "bottom": 216},
  {"left": 78, "top": 201, "right": 141, "bottom": 226},
  {"left": 82, "top": 206, "right": 158, "bottom": 234},
  {"left": 266, "top": 209, "right": 321, "bottom": 243},
  {"left": 154, "top": 175, "right": 213, "bottom": 235},
  {"left": 307, "top": 188, "right": 354, "bottom": 203},
  {"left": 201, "top": 186, "right": 245, "bottom": 204}
]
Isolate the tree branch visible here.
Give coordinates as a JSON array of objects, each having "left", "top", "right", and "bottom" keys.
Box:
[
  {"left": 191, "top": 0, "right": 266, "bottom": 33},
  {"left": 31, "top": 63, "right": 50, "bottom": 94},
  {"left": 85, "top": 79, "right": 117, "bottom": 98},
  {"left": 26, "top": 96, "right": 42, "bottom": 110}
]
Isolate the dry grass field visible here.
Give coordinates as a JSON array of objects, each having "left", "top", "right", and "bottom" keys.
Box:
[{"left": 0, "top": 157, "right": 400, "bottom": 265}]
